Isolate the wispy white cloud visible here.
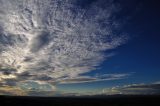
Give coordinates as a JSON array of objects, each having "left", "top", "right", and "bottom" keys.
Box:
[
  {"left": 58, "top": 73, "right": 131, "bottom": 84},
  {"left": 101, "top": 82, "right": 160, "bottom": 95},
  {"left": 0, "top": 0, "right": 128, "bottom": 92}
]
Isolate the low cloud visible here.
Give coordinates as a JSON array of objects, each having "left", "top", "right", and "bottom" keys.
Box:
[
  {"left": 102, "top": 83, "right": 160, "bottom": 95},
  {"left": 0, "top": 86, "right": 27, "bottom": 96}
]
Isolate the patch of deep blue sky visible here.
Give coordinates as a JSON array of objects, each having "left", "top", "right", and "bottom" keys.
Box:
[{"left": 57, "top": 0, "right": 160, "bottom": 91}]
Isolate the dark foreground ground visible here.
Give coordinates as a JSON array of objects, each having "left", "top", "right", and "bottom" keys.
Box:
[{"left": 0, "top": 95, "right": 160, "bottom": 106}]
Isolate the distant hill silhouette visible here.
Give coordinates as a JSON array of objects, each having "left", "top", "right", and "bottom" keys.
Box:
[{"left": 0, "top": 95, "right": 160, "bottom": 106}]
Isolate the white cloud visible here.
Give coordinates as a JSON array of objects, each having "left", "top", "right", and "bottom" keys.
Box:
[
  {"left": 0, "top": 0, "right": 128, "bottom": 90},
  {"left": 58, "top": 73, "right": 131, "bottom": 84},
  {"left": 101, "top": 82, "right": 160, "bottom": 95}
]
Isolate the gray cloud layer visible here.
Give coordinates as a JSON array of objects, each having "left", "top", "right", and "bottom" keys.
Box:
[{"left": 0, "top": 0, "right": 128, "bottom": 91}]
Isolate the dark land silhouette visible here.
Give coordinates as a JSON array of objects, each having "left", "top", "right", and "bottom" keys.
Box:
[{"left": 1, "top": 95, "right": 160, "bottom": 106}]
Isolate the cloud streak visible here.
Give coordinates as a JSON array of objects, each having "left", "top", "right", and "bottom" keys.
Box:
[
  {"left": 102, "top": 83, "right": 160, "bottom": 95},
  {"left": 0, "top": 0, "right": 128, "bottom": 93},
  {"left": 58, "top": 73, "right": 131, "bottom": 84}
]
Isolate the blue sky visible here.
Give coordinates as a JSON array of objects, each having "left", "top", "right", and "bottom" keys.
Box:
[
  {"left": 0, "top": 0, "right": 160, "bottom": 96},
  {"left": 57, "top": 0, "right": 160, "bottom": 95}
]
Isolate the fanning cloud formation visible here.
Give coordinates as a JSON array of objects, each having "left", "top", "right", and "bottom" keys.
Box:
[{"left": 0, "top": 0, "right": 127, "bottom": 92}]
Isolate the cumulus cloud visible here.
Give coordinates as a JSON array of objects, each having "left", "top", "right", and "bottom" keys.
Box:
[
  {"left": 0, "top": 0, "right": 128, "bottom": 93},
  {"left": 0, "top": 86, "right": 27, "bottom": 96}
]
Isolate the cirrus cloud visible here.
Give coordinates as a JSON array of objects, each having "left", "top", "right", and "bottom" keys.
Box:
[{"left": 0, "top": 0, "right": 129, "bottom": 92}]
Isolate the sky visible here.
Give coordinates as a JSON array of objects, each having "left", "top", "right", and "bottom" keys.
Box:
[{"left": 0, "top": 0, "right": 160, "bottom": 96}]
